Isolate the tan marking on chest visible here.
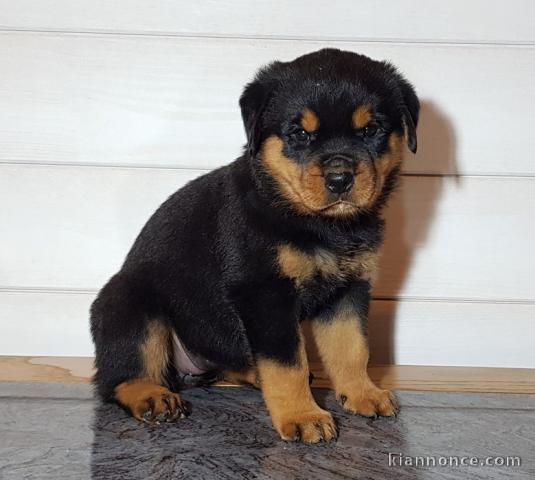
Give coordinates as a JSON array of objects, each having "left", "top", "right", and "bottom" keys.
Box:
[
  {"left": 277, "top": 244, "right": 316, "bottom": 286},
  {"left": 340, "top": 250, "right": 380, "bottom": 283},
  {"left": 277, "top": 244, "right": 379, "bottom": 286}
]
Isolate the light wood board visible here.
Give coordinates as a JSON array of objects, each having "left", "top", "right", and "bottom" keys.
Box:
[
  {"left": 0, "top": 33, "right": 533, "bottom": 175},
  {"left": 1, "top": 0, "right": 533, "bottom": 44},
  {"left": 1, "top": 356, "right": 534, "bottom": 394}
]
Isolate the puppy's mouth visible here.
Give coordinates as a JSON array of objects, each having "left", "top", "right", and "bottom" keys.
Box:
[
  {"left": 292, "top": 193, "right": 358, "bottom": 216},
  {"left": 317, "top": 199, "right": 359, "bottom": 214},
  {"left": 320, "top": 199, "right": 356, "bottom": 209}
]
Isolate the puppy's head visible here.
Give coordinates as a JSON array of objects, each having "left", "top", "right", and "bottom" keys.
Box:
[{"left": 240, "top": 48, "right": 419, "bottom": 217}]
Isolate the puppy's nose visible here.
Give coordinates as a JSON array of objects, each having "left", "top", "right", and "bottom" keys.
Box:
[{"left": 325, "top": 172, "right": 354, "bottom": 194}]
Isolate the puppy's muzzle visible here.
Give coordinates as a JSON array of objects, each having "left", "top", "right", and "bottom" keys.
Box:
[{"left": 323, "top": 155, "right": 355, "bottom": 195}]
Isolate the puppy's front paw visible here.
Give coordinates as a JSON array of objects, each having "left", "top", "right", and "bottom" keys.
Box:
[
  {"left": 274, "top": 409, "right": 338, "bottom": 443},
  {"left": 338, "top": 386, "right": 398, "bottom": 418},
  {"left": 115, "top": 380, "right": 191, "bottom": 423}
]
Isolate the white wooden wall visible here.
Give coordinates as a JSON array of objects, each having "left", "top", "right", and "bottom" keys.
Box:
[{"left": 1, "top": 1, "right": 534, "bottom": 367}]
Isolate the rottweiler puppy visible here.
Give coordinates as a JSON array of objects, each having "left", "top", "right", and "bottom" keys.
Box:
[{"left": 90, "top": 48, "right": 419, "bottom": 443}]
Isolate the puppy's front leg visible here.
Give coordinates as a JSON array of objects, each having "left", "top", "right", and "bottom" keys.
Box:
[
  {"left": 311, "top": 298, "right": 397, "bottom": 418},
  {"left": 257, "top": 326, "right": 337, "bottom": 443}
]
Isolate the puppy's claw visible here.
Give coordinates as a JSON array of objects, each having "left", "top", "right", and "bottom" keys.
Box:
[
  {"left": 142, "top": 410, "right": 153, "bottom": 422},
  {"left": 339, "top": 387, "right": 398, "bottom": 418},
  {"left": 155, "top": 411, "right": 170, "bottom": 422},
  {"left": 277, "top": 410, "right": 337, "bottom": 444}
]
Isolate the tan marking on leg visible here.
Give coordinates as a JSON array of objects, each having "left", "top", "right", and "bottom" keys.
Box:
[
  {"left": 223, "top": 367, "right": 260, "bottom": 388},
  {"left": 352, "top": 105, "right": 372, "bottom": 129},
  {"left": 114, "top": 320, "right": 180, "bottom": 423},
  {"left": 257, "top": 328, "right": 337, "bottom": 443},
  {"left": 311, "top": 306, "right": 397, "bottom": 417},
  {"left": 114, "top": 379, "right": 190, "bottom": 422},
  {"left": 140, "top": 319, "right": 170, "bottom": 384},
  {"left": 300, "top": 108, "right": 320, "bottom": 132}
]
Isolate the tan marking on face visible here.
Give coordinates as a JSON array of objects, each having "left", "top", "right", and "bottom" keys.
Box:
[
  {"left": 262, "top": 135, "right": 360, "bottom": 217},
  {"left": 261, "top": 132, "right": 403, "bottom": 216},
  {"left": 257, "top": 327, "right": 337, "bottom": 443},
  {"left": 352, "top": 105, "right": 372, "bottom": 129},
  {"left": 140, "top": 319, "right": 170, "bottom": 384},
  {"left": 261, "top": 135, "right": 327, "bottom": 215},
  {"left": 370, "top": 132, "right": 404, "bottom": 204},
  {"left": 300, "top": 108, "right": 320, "bottom": 132},
  {"left": 348, "top": 160, "right": 377, "bottom": 207},
  {"left": 311, "top": 304, "right": 396, "bottom": 417},
  {"left": 345, "top": 132, "right": 404, "bottom": 208}
]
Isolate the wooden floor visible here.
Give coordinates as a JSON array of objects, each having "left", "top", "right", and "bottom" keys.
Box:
[
  {"left": 1, "top": 356, "right": 535, "bottom": 393},
  {"left": 1, "top": 382, "right": 534, "bottom": 479}
]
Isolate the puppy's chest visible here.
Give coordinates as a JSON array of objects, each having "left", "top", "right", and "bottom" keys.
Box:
[{"left": 276, "top": 243, "right": 379, "bottom": 289}]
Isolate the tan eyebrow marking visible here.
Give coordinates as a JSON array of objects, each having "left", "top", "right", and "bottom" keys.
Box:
[
  {"left": 300, "top": 108, "right": 320, "bottom": 132},
  {"left": 352, "top": 105, "right": 372, "bottom": 129}
]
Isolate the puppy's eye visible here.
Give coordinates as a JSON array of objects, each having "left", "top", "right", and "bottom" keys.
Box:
[
  {"left": 292, "top": 128, "right": 310, "bottom": 144},
  {"left": 363, "top": 125, "right": 378, "bottom": 137},
  {"left": 355, "top": 125, "right": 381, "bottom": 139}
]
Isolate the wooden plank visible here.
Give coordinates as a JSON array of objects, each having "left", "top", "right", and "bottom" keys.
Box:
[
  {"left": 311, "top": 364, "right": 535, "bottom": 394},
  {"left": 0, "top": 33, "right": 533, "bottom": 175},
  {"left": 0, "top": 165, "right": 198, "bottom": 292},
  {"left": 0, "top": 290, "right": 95, "bottom": 357},
  {"left": 366, "top": 300, "right": 535, "bottom": 368},
  {"left": 0, "top": 1, "right": 533, "bottom": 44},
  {"left": 377, "top": 175, "right": 535, "bottom": 301},
  {"left": 2, "top": 356, "right": 534, "bottom": 394},
  {"left": 0, "top": 356, "right": 94, "bottom": 384},
  {"left": 1, "top": 165, "right": 534, "bottom": 302},
  {"left": 1, "top": 291, "right": 534, "bottom": 368}
]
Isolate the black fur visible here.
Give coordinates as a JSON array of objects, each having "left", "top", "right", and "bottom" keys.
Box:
[{"left": 90, "top": 48, "right": 419, "bottom": 401}]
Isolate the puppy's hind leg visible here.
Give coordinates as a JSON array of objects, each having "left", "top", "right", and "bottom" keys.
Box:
[
  {"left": 90, "top": 272, "right": 190, "bottom": 423},
  {"left": 222, "top": 366, "right": 260, "bottom": 388}
]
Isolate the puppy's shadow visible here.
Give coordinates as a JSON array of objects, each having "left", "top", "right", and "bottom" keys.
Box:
[{"left": 368, "top": 101, "right": 459, "bottom": 371}]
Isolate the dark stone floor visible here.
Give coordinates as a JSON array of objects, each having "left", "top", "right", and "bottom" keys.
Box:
[{"left": 1, "top": 383, "right": 534, "bottom": 479}]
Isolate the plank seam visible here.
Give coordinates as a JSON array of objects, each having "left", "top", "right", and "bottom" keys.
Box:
[
  {"left": 0, "top": 27, "right": 534, "bottom": 48},
  {"left": 2, "top": 161, "right": 535, "bottom": 179},
  {"left": 2, "top": 286, "right": 535, "bottom": 306}
]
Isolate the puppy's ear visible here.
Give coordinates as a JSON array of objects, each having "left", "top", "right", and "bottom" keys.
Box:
[
  {"left": 239, "top": 63, "right": 280, "bottom": 157},
  {"left": 397, "top": 77, "right": 420, "bottom": 154},
  {"left": 239, "top": 81, "right": 267, "bottom": 157}
]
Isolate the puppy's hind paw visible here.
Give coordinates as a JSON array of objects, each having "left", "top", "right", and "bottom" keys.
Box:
[{"left": 114, "top": 380, "right": 191, "bottom": 424}]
